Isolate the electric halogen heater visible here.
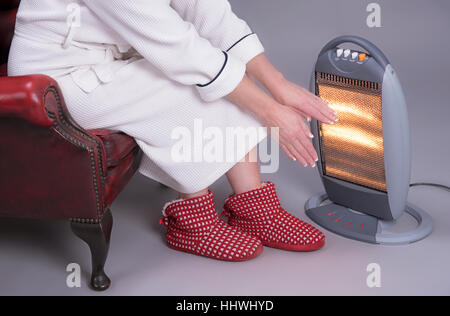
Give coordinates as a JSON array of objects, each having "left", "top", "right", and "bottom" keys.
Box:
[{"left": 305, "top": 36, "right": 433, "bottom": 245}]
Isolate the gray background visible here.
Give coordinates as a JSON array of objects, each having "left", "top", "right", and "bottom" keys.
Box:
[{"left": 1, "top": 0, "right": 449, "bottom": 296}]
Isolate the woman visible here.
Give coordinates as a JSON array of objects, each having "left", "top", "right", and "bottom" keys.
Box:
[{"left": 9, "top": 0, "right": 337, "bottom": 261}]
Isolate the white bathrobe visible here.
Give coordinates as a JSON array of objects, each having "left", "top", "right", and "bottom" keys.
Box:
[{"left": 8, "top": 0, "right": 267, "bottom": 193}]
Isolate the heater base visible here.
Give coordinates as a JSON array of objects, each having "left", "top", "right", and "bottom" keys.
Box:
[{"left": 305, "top": 193, "right": 433, "bottom": 245}]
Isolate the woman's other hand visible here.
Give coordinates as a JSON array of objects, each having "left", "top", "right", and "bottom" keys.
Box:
[
  {"left": 264, "top": 104, "right": 318, "bottom": 166},
  {"left": 271, "top": 77, "right": 337, "bottom": 124},
  {"left": 247, "top": 54, "right": 337, "bottom": 124},
  {"left": 227, "top": 75, "right": 318, "bottom": 167}
]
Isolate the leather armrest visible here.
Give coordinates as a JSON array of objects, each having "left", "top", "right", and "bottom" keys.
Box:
[
  {"left": 0, "top": 73, "right": 141, "bottom": 220},
  {"left": 0, "top": 74, "right": 111, "bottom": 220},
  {"left": 0, "top": 75, "right": 60, "bottom": 127},
  {"left": 89, "top": 129, "right": 139, "bottom": 168},
  {"left": 0, "top": 75, "right": 141, "bottom": 220},
  {"left": 0, "top": 74, "right": 110, "bottom": 174}
]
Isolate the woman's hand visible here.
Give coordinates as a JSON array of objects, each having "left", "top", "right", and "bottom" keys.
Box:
[
  {"left": 264, "top": 104, "right": 318, "bottom": 167},
  {"left": 271, "top": 77, "right": 338, "bottom": 124}
]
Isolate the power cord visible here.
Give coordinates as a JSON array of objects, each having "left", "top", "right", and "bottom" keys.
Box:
[{"left": 410, "top": 182, "right": 450, "bottom": 192}]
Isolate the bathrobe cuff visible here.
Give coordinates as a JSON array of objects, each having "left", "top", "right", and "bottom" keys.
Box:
[
  {"left": 227, "top": 33, "right": 265, "bottom": 65},
  {"left": 196, "top": 51, "right": 246, "bottom": 102}
]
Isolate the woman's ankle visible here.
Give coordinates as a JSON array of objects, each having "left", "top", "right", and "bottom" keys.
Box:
[
  {"left": 179, "top": 188, "right": 209, "bottom": 200},
  {"left": 225, "top": 146, "right": 263, "bottom": 195},
  {"left": 231, "top": 181, "right": 262, "bottom": 195}
]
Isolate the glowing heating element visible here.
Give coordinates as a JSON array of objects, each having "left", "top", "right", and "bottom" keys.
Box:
[{"left": 316, "top": 72, "right": 387, "bottom": 192}]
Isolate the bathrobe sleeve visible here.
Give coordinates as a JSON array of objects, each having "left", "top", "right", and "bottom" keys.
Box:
[
  {"left": 81, "top": 0, "right": 246, "bottom": 102},
  {"left": 170, "top": 0, "right": 265, "bottom": 64}
]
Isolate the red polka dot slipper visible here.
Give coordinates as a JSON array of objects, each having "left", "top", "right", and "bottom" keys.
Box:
[
  {"left": 222, "top": 182, "right": 325, "bottom": 252},
  {"left": 160, "top": 190, "right": 263, "bottom": 262}
]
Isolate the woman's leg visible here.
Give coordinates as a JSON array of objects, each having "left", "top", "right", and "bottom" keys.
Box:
[
  {"left": 179, "top": 188, "right": 209, "bottom": 199},
  {"left": 226, "top": 147, "right": 262, "bottom": 195},
  {"left": 180, "top": 146, "right": 261, "bottom": 199}
]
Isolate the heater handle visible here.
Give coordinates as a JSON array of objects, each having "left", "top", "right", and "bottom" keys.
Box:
[{"left": 319, "top": 35, "right": 390, "bottom": 69}]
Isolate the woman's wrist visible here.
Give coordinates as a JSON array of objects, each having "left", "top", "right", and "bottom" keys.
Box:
[
  {"left": 259, "top": 98, "right": 280, "bottom": 124},
  {"left": 227, "top": 74, "right": 280, "bottom": 124}
]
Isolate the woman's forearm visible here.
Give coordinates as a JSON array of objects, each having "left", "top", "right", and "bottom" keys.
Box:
[
  {"left": 246, "top": 53, "right": 286, "bottom": 98},
  {"left": 226, "top": 74, "right": 278, "bottom": 124}
]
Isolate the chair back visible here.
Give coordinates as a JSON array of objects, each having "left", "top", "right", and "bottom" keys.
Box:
[{"left": 0, "top": 0, "right": 20, "bottom": 72}]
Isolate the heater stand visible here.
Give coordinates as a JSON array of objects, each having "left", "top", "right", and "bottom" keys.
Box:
[{"left": 305, "top": 193, "right": 433, "bottom": 245}]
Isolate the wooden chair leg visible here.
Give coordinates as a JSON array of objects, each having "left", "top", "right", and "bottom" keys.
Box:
[{"left": 71, "top": 209, "right": 113, "bottom": 291}]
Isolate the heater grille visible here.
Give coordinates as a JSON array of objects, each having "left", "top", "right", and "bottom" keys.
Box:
[{"left": 316, "top": 72, "right": 387, "bottom": 192}]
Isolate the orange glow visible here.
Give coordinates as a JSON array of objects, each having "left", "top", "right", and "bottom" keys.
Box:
[
  {"left": 328, "top": 102, "right": 378, "bottom": 122},
  {"left": 322, "top": 125, "right": 383, "bottom": 149},
  {"left": 317, "top": 81, "right": 386, "bottom": 192}
]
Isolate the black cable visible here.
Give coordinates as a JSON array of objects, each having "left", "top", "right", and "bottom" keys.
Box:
[{"left": 410, "top": 182, "right": 450, "bottom": 192}]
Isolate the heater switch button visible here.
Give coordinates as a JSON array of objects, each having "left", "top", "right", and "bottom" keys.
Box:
[
  {"left": 351, "top": 52, "right": 359, "bottom": 60},
  {"left": 359, "top": 53, "right": 367, "bottom": 62},
  {"left": 343, "top": 49, "right": 351, "bottom": 58},
  {"left": 336, "top": 48, "right": 344, "bottom": 58}
]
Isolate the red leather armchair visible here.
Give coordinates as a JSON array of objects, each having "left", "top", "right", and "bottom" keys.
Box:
[{"left": 0, "top": 0, "right": 142, "bottom": 291}]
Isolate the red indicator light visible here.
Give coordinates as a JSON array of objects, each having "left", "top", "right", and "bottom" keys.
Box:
[
  {"left": 336, "top": 218, "right": 342, "bottom": 222},
  {"left": 347, "top": 222, "right": 351, "bottom": 227},
  {"left": 361, "top": 224, "right": 365, "bottom": 229},
  {"left": 328, "top": 212, "right": 335, "bottom": 216}
]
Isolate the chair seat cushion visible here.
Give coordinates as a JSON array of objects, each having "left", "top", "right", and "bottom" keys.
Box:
[
  {"left": 104, "top": 146, "right": 142, "bottom": 207},
  {"left": 89, "top": 129, "right": 142, "bottom": 207}
]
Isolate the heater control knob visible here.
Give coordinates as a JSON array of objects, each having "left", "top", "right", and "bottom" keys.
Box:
[
  {"left": 336, "top": 48, "right": 344, "bottom": 58},
  {"left": 358, "top": 53, "right": 367, "bottom": 62},
  {"left": 343, "top": 49, "right": 351, "bottom": 58}
]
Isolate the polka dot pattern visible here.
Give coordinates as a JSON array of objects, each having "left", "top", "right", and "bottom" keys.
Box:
[
  {"left": 223, "top": 182, "right": 326, "bottom": 251},
  {"left": 162, "top": 191, "right": 263, "bottom": 261}
]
